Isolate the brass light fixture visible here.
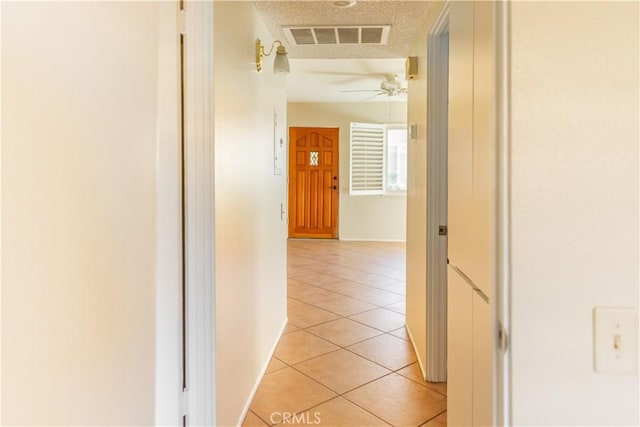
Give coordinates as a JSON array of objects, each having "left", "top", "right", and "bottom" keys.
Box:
[{"left": 256, "top": 39, "right": 290, "bottom": 74}]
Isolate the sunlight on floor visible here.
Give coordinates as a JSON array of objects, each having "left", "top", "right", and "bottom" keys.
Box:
[{"left": 243, "top": 240, "right": 447, "bottom": 427}]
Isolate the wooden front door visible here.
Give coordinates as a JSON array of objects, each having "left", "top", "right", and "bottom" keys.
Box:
[{"left": 288, "top": 127, "right": 339, "bottom": 238}]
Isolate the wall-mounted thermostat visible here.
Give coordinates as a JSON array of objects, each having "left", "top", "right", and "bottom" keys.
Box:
[
  {"left": 410, "top": 123, "right": 418, "bottom": 140},
  {"left": 406, "top": 56, "right": 418, "bottom": 80}
]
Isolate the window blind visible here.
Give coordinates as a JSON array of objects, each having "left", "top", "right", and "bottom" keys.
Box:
[{"left": 350, "top": 122, "right": 386, "bottom": 195}]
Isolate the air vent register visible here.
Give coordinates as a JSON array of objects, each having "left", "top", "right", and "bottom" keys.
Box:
[{"left": 283, "top": 25, "right": 391, "bottom": 46}]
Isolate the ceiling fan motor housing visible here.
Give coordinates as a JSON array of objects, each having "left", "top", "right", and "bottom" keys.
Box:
[{"left": 380, "top": 79, "right": 401, "bottom": 91}]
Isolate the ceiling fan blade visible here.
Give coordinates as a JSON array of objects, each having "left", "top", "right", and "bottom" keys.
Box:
[
  {"left": 339, "top": 89, "right": 383, "bottom": 93},
  {"left": 311, "top": 71, "right": 372, "bottom": 77},
  {"left": 334, "top": 77, "right": 369, "bottom": 85},
  {"left": 359, "top": 93, "right": 384, "bottom": 102},
  {"left": 359, "top": 61, "right": 390, "bottom": 79}
]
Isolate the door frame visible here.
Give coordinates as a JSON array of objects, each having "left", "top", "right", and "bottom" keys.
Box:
[
  {"left": 0, "top": 3, "right": 3, "bottom": 421},
  {"left": 496, "top": 1, "right": 511, "bottom": 425},
  {"left": 154, "top": 2, "right": 184, "bottom": 425},
  {"left": 425, "top": 2, "right": 450, "bottom": 382},
  {"left": 429, "top": 2, "right": 509, "bottom": 422},
  {"left": 182, "top": 1, "right": 216, "bottom": 425}
]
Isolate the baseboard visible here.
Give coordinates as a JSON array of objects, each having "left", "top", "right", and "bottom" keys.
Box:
[
  {"left": 338, "top": 238, "right": 407, "bottom": 243},
  {"left": 405, "top": 324, "right": 428, "bottom": 381},
  {"left": 235, "top": 317, "right": 288, "bottom": 427}
]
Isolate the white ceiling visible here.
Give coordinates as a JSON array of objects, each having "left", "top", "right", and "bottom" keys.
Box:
[
  {"left": 286, "top": 57, "right": 408, "bottom": 103},
  {"left": 253, "top": 1, "right": 433, "bottom": 103}
]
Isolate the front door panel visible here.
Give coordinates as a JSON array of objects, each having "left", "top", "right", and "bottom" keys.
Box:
[{"left": 288, "top": 127, "right": 339, "bottom": 238}]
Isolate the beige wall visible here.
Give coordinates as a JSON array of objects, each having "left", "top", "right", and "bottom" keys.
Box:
[
  {"left": 1, "top": 2, "right": 160, "bottom": 424},
  {"left": 508, "top": 2, "right": 639, "bottom": 425},
  {"left": 213, "top": 2, "right": 288, "bottom": 425},
  {"left": 288, "top": 102, "right": 407, "bottom": 241}
]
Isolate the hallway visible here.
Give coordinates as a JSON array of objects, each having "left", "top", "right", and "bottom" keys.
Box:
[{"left": 243, "top": 240, "right": 447, "bottom": 426}]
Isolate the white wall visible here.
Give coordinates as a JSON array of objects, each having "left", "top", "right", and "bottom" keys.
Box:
[
  {"left": 508, "top": 2, "right": 639, "bottom": 425},
  {"left": 288, "top": 102, "right": 407, "bottom": 241},
  {"left": 213, "top": 2, "right": 288, "bottom": 425},
  {"left": 1, "top": 2, "right": 161, "bottom": 424}
]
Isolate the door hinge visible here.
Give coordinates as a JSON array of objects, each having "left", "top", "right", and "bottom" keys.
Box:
[
  {"left": 182, "top": 389, "right": 189, "bottom": 416},
  {"left": 498, "top": 322, "right": 508, "bottom": 353},
  {"left": 438, "top": 225, "right": 447, "bottom": 236},
  {"left": 178, "top": 9, "right": 186, "bottom": 35}
]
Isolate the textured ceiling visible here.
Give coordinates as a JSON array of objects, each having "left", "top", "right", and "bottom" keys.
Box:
[
  {"left": 253, "top": 1, "right": 434, "bottom": 102},
  {"left": 253, "top": 1, "right": 433, "bottom": 59}
]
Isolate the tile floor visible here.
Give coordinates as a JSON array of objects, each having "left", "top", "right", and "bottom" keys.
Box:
[{"left": 243, "top": 240, "right": 447, "bottom": 427}]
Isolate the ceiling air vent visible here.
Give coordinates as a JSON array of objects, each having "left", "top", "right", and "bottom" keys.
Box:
[{"left": 283, "top": 25, "right": 391, "bottom": 46}]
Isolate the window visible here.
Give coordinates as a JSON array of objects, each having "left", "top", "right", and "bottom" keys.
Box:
[
  {"left": 349, "top": 122, "right": 408, "bottom": 195},
  {"left": 350, "top": 123, "right": 385, "bottom": 195},
  {"left": 386, "top": 126, "right": 408, "bottom": 192}
]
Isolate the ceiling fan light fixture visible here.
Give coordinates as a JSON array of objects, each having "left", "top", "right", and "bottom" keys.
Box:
[
  {"left": 339, "top": 73, "right": 408, "bottom": 100},
  {"left": 380, "top": 79, "right": 401, "bottom": 91},
  {"left": 333, "top": 1, "right": 357, "bottom": 8}
]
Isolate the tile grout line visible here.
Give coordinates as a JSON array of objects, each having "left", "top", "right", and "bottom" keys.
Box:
[
  {"left": 419, "top": 409, "right": 448, "bottom": 427},
  {"left": 282, "top": 363, "right": 396, "bottom": 426},
  {"left": 248, "top": 241, "right": 445, "bottom": 427}
]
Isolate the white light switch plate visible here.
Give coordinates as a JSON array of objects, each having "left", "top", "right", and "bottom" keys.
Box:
[{"left": 593, "top": 307, "right": 638, "bottom": 375}]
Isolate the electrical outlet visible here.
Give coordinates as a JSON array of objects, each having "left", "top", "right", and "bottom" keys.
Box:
[{"left": 593, "top": 307, "right": 638, "bottom": 375}]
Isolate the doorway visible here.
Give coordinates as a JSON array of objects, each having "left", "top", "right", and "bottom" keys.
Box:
[{"left": 288, "top": 127, "right": 340, "bottom": 239}]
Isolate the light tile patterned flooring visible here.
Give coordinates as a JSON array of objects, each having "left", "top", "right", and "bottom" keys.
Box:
[{"left": 243, "top": 240, "right": 447, "bottom": 427}]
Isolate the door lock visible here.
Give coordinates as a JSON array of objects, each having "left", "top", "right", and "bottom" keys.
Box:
[{"left": 439, "top": 225, "right": 447, "bottom": 236}]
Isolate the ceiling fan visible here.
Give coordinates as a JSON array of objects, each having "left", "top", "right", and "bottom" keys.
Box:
[{"left": 340, "top": 74, "right": 408, "bottom": 99}]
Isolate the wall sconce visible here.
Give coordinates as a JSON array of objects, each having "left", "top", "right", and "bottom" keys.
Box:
[{"left": 256, "top": 39, "right": 290, "bottom": 74}]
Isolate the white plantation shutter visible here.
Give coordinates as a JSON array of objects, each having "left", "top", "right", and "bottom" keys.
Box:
[{"left": 350, "top": 122, "right": 386, "bottom": 195}]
